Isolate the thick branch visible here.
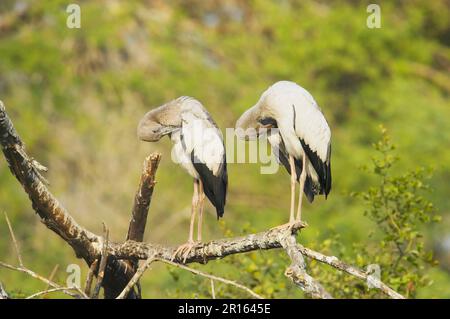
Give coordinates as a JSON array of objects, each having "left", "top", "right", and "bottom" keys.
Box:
[
  {"left": 0, "top": 101, "right": 99, "bottom": 261},
  {"left": 110, "top": 222, "right": 306, "bottom": 263},
  {"left": 281, "top": 234, "right": 332, "bottom": 299},
  {"left": 0, "top": 101, "right": 136, "bottom": 299},
  {"left": 108, "top": 224, "right": 403, "bottom": 299},
  {"left": 127, "top": 154, "right": 160, "bottom": 242},
  {"left": 123, "top": 154, "right": 161, "bottom": 298}
]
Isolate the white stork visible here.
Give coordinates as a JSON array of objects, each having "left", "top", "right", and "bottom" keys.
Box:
[
  {"left": 137, "top": 96, "right": 228, "bottom": 261},
  {"left": 235, "top": 81, "right": 331, "bottom": 226}
]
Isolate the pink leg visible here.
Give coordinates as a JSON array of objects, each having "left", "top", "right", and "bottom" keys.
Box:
[
  {"left": 171, "top": 179, "right": 199, "bottom": 262},
  {"left": 270, "top": 155, "right": 298, "bottom": 231},
  {"left": 289, "top": 155, "right": 297, "bottom": 223},
  {"left": 296, "top": 150, "right": 307, "bottom": 222},
  {"left": 197, "top": 180, "right": 205, "bottom": 242}
]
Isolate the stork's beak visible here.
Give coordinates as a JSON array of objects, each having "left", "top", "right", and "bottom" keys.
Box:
[{"left": 159, "top": 125, "right": 180, "bottom": 136}]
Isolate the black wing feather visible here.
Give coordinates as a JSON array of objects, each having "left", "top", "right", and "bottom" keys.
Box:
[
  {"left": 299, "top": 139, "right": 332, "bottom": 197},
  {"left": 271, "top": 134, "right": 315, "bottom": 203},
  {"left": 191, "top": 152, "right": 228, "bottom": 219}
]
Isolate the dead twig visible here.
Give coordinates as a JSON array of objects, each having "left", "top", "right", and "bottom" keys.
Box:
[
  {"left": 92, "top": 224, "right": 109, "bottom": 299},
  {"left": 0, "top": 261, "right": 81, "bottom": 299},
  {"left": 41, "top": 264, "right": 60, "bottom": 299},
  {"left": 4, "top": 212, "right": 23, "bottom": 267},
  {"left": 210, "top": 279, "right": 216, "bottom": 299},
  {"left": 84, "top": 259, "right": 98, "bottom": 297},
  {"left": 156, "top": 258, "right": 263, "bottom": 299},
  {"left": 127, "top": 154, "right": 160, "bottom": 242},
  {"left": 116, "top": 257, "right": 156, "bottom": 299},
  {"left": 26, "top": 286, "right": 88, "bottom": 299}
]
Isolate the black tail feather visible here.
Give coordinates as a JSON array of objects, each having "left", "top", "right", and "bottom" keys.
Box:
[
  {"left": 191, "top": 153, "right": 228, "bottom": 219},
  {"left": 299, "top": 139, "right": 331, "bottom": 198}
]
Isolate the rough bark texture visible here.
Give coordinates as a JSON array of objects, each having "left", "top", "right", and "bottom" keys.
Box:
[
  {"left": 110, "top": 223, "right": 306, "bottom": 263},
  {"left": 0, "top": 101, "right": 138, "bottom": 299},
  {"left": 281, "top": 234, "right": 332, "bottom": 299},
  {"left": 124, "top": 153, "right": 161, "bottom": 298},
  {"left": 127, "top": 155, "right": 160, "bottom": 242}
]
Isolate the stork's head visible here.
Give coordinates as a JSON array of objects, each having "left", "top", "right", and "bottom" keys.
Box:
[
  {"left": 235, "top": 102, "right": 277, "bottom": 140},
  {"left": 137, "top": 100, "right": 182, "bottom": 142}
]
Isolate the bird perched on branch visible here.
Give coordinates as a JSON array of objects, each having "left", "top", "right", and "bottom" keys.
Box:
[
  {"left": 137, "top": 96, "right": 227, "bottom": 261},
  {"left": 235, "top": 81, "right": 331, "bottom": 227}
]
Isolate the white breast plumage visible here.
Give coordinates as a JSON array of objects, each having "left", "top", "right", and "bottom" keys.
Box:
[{"left": 170, "top": 130, "right": 199, "bottom": 179}]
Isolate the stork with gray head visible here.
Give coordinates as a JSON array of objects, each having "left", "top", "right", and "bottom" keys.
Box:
[{"left": 138, "top": 96, "right": 227, "bottom": 261}]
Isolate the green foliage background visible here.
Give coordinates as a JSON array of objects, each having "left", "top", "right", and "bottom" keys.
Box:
[{"left": 0, "top": 0, "right": 449, "bottom": 298}]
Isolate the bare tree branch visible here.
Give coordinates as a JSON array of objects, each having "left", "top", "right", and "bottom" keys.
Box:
[
  {"left": 124, "top": 153, "right": 161, "bottom": 298},
  {"left": 281, "top": 233, "right": 332, "bottom": 299},
  {"left": 117, "top": 257, "right": 264, "bottom": 299},
  {"left": 0, "top": 101, "right": 142, "bottom": 299},
  {"left": 26, "top": 287, "right": 88, "bottom": 300},
  {"left": 0, "top": 101, "right": 405, "bottom": 299},
  {"left": 154, "top": 258, "right": 264, "bottom": 299},
  {"left": 116, "top": 256, "right": 156, "bottom": 299},
  {"left": 108, "top": 224, "right": 402, "bottom": 299},
  {"left": 1, "top": 210, "right": 84, "bottom": 299},
  {"left": 84, "top": 259, "right": 98, "bottom": 297},
  {"left": 0, "top": 261, "right": 81, "bottom": 299},
  {"left": 296, "top": 244, "right": 405, "bottom": 299},
  {"left": 110, "top": 222, "right": 306, "bottom": 263},
  {"left": 127, "top": 154, "right": 160, "bottom": 242}
]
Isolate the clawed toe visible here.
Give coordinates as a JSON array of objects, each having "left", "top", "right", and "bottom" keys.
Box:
[
  {"left": 270, "top": 222, "right": 294, "bottom": 231},
  {"left": 171, "top": 241, "right": 199, "bottom": 263},
  {"left": 270, "top": 220, "right": 304, "bottom": 233}
]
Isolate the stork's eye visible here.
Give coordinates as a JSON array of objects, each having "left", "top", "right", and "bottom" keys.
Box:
[{"left": 258, "top": 117, "right": 277, "bottom": 127}]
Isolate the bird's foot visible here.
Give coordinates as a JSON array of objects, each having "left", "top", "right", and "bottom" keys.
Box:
[
  {"left": 171, "top": 240, "right": 199, "bottom": 263},
  {"left": 270, "top": 222, "right": 296, "bottom": 232},
  {"left": 270, "top": 220, "right": 306, "bottom": 234}
]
